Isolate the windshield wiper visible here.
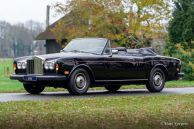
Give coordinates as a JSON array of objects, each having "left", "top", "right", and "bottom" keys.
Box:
[
  {"left": 69, "top": 50, "right": 99, "bottom": 55},
  {"left": 69, "top": 50, "right": 81, "bottom": 53}
]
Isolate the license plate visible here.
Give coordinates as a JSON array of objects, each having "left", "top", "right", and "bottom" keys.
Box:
[{"left": 24, "top": 76, "right": 37, "bottom": 81}]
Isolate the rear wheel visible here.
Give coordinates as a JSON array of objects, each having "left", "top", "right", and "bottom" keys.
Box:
[
  {"left": 67, "top": 68, "right": 90, "bottom": 95},
  {"left": 105, "top": 85, "right": 121, "bottom": 92},
  {"left": 23, "top": 84, "right": 45, "bottom": 94},
  {"left": 146, "top": 68, "right": 166, "bottom": 92}
]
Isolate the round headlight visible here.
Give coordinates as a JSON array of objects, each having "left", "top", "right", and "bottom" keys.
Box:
[
  {"left": 22, "top": 62, "right": 27, "bottom": 69},
  {"left": 17, "top": 62, "right": 22, "bottom": 69},
  {"left": 44, "top": 62, "right": 49, "bottom": 70},
  {"left": 49, "top": 62, "right": 55, "bottom": 70},
  {"left": 44, "top": 61, "right": 55, "bottom": 70}
]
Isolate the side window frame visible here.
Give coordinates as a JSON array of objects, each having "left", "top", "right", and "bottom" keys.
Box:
[{"left": 102, "top": 40, "right": 112, "bottom": 55}]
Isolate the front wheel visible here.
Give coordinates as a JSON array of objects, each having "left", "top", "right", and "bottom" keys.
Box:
[
  {"left": 67, "top": 68, "right": 90, "bottom": 95},
  {"left": 23, "top": 84, "right": 45, "bottom": 94},
  {"left": 146, "top": 68, "right": 166, "bottom": 93},
  {"left": 105, "top": 85, "right": 121, "bottom": 92}
]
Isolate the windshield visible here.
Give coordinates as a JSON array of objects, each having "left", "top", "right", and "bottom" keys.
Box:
[{"left": 63, "top": 38, "right": 108, "bottom": 55}]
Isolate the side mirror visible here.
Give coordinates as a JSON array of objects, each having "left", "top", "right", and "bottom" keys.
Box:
[{"left": 112, "top": 49, "right": 119, "bottom": 54}]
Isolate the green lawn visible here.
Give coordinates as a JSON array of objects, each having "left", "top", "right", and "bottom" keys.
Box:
[
  {"left": 0, "top": 58, "right": 193, "bottom": 93},
  {"left": 0, "top": 94, "right": 194, "bottom": 129},
  {"left": 0, "top": 58, "right": 13, "bottom": 75}
]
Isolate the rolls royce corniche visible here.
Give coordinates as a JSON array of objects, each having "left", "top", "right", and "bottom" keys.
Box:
[{"left": 10, "top": 38, "right": 184, "bottom": 95}]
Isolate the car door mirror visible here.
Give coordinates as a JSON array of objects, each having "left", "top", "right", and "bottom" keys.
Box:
[
  {"left": 112, "top": 49, "right": 118, "bottom": 54},
  {"left": 60, "top": 50, "right": 65, "bottom": 53}
]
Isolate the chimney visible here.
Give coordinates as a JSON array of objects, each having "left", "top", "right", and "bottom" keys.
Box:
[{"left": 46, "top": 5, "right": 50, "bottom": 28}]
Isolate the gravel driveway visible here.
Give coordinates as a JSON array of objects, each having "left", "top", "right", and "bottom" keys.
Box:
[{"left": 0, "top": 87, "right": 194, "bottom": 102}]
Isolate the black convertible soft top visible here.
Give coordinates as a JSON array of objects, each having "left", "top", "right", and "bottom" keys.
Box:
[{"left": 113, "top": 47, "right": 157, "bottom": 56}]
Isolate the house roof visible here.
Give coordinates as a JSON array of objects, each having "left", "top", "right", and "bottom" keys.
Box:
[
  {"left": 36, "top": 10, "right": 90, "bottom": 41},
  {"left": 36, "top": 20, "right": 58, "bottom": 40},
  {"left": 36, "top": 16, "right": 68, "bottom": 40}
]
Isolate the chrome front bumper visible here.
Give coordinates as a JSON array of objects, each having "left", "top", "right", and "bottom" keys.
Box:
[{"left": 10, "top": 74, "right": 66, "bottom": 82}]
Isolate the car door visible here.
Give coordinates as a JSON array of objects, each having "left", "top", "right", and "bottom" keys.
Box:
[
  {"left": 89, "top": 41, "right": 146, "bottom": 81},
  {"left": 87, "top": 55, "right": 111, "bottom": 80},
  {"left": 104, "top": 55, "right": 136, "bottom": 80},
  {"left": 98, "top": 42, "right": 137, "bottom": 80},
  {"left": 132, "top": 56, "right": 148, "bottom": 79}
]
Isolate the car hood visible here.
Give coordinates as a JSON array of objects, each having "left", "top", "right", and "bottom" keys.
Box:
[{"left": 15, "top": 52, "right": 96, "bottom": 62}]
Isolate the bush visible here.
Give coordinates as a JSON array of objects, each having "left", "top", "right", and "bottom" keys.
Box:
[{"left": 175, "top": 44, "right": 194, "bottom": 80}]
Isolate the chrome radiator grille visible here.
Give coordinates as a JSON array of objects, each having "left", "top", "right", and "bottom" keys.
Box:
[
  {"left": 27, "top": 57, "right": 43, "bottom": 74},
  {"left": 27, "top": 59, "right": 34, "bottom": 74}
]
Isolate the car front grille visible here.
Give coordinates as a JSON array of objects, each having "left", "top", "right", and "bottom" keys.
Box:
[
  {"left": 27, "top": 57, "right": 43, "bottom": 74},
  {"left": 27, "top": 59, "right": 34, "bottom": 74}
]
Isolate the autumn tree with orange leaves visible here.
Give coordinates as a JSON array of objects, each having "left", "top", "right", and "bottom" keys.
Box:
[{"left": 52, "top": 0, "right": 170, "bottom": 48}]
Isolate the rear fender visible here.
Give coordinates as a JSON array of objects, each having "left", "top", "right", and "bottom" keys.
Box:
[{"left": 149, "top": 64, "right": 168, "bottom": 79}]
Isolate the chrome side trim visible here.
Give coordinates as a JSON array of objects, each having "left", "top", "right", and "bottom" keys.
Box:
[{"left": 95, "top": 79, "right": 148, "bottom": 82}]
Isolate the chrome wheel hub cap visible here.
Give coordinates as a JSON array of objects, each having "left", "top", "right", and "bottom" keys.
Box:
[
  {"left": 153, "top": 72, "right": 163, "bottom": 87},
  {"left": 75, "top": 74, "right": 86, "bottom": 89}
]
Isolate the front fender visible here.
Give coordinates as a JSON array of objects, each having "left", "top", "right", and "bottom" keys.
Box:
[{"left": 69, "top": 64, "right": 95, "bottom": 82}]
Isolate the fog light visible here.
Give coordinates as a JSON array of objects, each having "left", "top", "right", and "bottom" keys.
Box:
[{"left": 176, "top": 68, "right": 180, "bottom": 72}]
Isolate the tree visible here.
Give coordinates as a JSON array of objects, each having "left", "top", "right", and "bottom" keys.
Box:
[
  {"left": 52, "top": 0, "right": 125, "bottom": 43},
  {"left": 123, "top": 0, "right": 170, "bottom": 48},
  {"left": 52, "top": 0, "right": 170, "bottom": 48},
  {"left": 167, "top": 0, "right": 194, "bottom": 80},
  {"left": 0, "top": 20, "right": 44, "bottom": 58},
  {"left": 168, "top": 0, "right": 194, "bottom": 46}
]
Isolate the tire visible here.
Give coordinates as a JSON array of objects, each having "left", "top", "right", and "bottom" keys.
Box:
[
  {"left": 67, "top": 68, "right": 90, "bottom": 95},
  {"left": 146, "top": 68, "right": 166, "bottom": 93},
  {"left": 105, "top": 85, "right": 121, "bottom": 92},
  {"left": 23, "top": 84, "right": 45, "bottom": 94}
]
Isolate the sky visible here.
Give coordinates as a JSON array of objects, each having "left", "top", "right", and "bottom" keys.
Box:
[{"left": 0, "top": 0, "right": 65, "bottom": 24}]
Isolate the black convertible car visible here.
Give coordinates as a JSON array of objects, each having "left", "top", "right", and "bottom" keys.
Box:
[{"left": 10, "top": 38, "right": 184, "bottom": 95}]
